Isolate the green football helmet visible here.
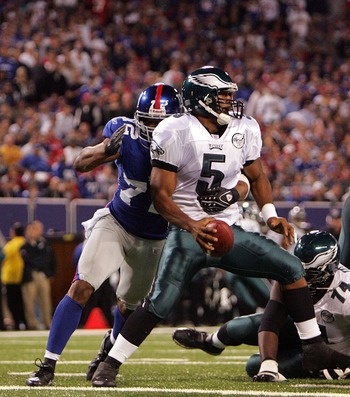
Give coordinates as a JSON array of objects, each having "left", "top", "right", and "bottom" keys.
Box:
[
  {"left": 294, "top": 230, "right": 340, "bottom": 299},
  {"left": 182, "top": 66, "right": 244, "bottom": 125}
]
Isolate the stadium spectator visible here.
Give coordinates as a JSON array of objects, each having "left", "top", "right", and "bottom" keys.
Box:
[
  {"left": 51, "top": 153, "right": 77, "bottom": 182},
  {"left": 21, "top": 221, "right": 56, "bottom": 330},
  {"left": 41, "top": 176, "right": 66, "bottom": 198},
  {"left": 0, "top": 134, "right": 23, "bottom": 167},
  {"left": 18, "top": 143, "right": 52, "bottom": 187},
  {"left": 69, "top": 39, "right": 93, "bottom": 83},
  {"left": 323, "top": 208, "right": 342, "bottom": 240},
  {"left": 12, "top": 65, "right": 37, "bottom": 105},
  {"left": 53, "top": 101, "right": 75, "bottom": 140},
  {"left": 0, "top": 164, "right": 24, "bottom": 197},
  {"left": 0, "top": 1, "right": 347, "bottom": 203},
  {"left": 62, "top": 134, "right": 83, "bottom": 167},
  {"left": 18, "top": 41, "right": 39, "bottom": 70},
  {"left": 1, "top": 222, "right": 27, "bottom": 330}
]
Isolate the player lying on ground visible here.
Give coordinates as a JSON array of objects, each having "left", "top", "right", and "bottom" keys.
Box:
[{"left": 173, "top": 231, "right": 350, "bottom": 381}]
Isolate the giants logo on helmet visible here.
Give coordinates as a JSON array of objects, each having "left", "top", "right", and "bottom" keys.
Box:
[{"left": 149, "top": 99, "right": 168, "bottom": 117}]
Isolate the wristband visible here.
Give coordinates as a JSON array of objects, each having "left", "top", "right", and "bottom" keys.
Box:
[
  {"left": 261, "top": 203, "right": 278, "bottom": 223},
  {"left": 229, "top": 187, "right": 240, "bottom": 203},
  {"left": 238, "top": 174, "right": 250, "bottom": 200}
]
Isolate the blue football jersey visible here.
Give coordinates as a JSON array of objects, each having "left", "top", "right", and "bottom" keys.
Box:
[{"left": 103, "top": 116, "right": 168, "bottom": 240}]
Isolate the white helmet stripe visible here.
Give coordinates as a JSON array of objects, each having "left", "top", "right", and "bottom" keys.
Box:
[
  {"left": 303, "top": 247, "right": 337, "bottom": 271},
  {"left": 190, "top": 73, "right": 238, "bottom": 91}
]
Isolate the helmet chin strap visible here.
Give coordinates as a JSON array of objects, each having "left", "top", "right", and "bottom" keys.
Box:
[{"left": 198, "top": 100, "right": 231, "bottom": 125}]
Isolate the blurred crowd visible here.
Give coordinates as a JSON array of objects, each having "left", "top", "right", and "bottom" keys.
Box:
[{"left": 0, "top": 0, "right": 349, "bottom": 203}]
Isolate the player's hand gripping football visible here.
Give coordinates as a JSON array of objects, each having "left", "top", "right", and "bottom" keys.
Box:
[
  {"left": 104, "top": 124, "right": 126, "bottom": 156},
  {"left": 188, "top": 217, "right": 219, "bottom": 254},
  {"left": 198, "top": 187, "right": 239, "bottom": 213}
]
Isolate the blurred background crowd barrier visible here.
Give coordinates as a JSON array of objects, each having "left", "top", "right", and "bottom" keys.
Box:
[{"left": 0, "top": 198, "right": 342, "bottom": 239}]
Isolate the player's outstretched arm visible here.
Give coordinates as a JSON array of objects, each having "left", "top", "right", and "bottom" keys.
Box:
[
  {"left": 73, "top": 141, "right": 117, "bottom": 172},
  {"left": 74, "top": 124, "right": 125, "bottom": 172}
]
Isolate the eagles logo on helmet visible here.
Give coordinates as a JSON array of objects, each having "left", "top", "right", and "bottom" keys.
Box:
[
  {"left": 182, "top": 66, "right": 244, "bottom": 125},
  {"left": 294, "top": 230, "right": 340, "bottom": 302}
]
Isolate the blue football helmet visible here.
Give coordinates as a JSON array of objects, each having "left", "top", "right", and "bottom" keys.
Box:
[
  {"left": 294, "top": 230, "right": 340, "bottom": 299},
  {"left": 182, "top": 66, "right": 244, "bottom": 125},
  {"left": 135, "top": 83, "right": 183, "bottom": 145}
]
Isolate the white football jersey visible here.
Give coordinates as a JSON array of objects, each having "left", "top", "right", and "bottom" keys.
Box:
[
  {"left": 151, "top": 113, "right": 262, "bottom": 225},
  {"left": 314, "top": 264, "right": 350, "bottom": 354}
]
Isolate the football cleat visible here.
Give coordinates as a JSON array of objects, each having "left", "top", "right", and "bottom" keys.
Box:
[
  {"left": 86, "top": 329, "right": 113, "bottom": 381},
  {"left": 26, "top": 359, "right": 54, "bottom": 386},
  {"left": 341, "top": 367, "right": 350, "bottom": 379},
  {"left": 302, "top": 342, "right": 350, "bottom": 372},
  {"left": 252, "top": 371, "right": 287, "bottom": 382},
  {"left": 318, "top": 368, "right": 345, "bottom": 380},
  {"left": 91, "top": 361, "right": 118, "bottom": 387},
  {"left": 172, "top": 328, "right": 224, "bottom": 356}
]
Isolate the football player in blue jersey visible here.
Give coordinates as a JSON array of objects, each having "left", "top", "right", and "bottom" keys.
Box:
[
  {"left": 173, "top": 230, "right": 350, "bottom": 381},
  {"left": 25, "top": 83, "right": 188, "bottom": 386},
  {"left": 90, "top": 66, "right": 350, "bottom": 387}
]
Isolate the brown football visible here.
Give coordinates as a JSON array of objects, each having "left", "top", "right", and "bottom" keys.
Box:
[{"left": 206, "top": 219, "right": 234, "bottom": 257}]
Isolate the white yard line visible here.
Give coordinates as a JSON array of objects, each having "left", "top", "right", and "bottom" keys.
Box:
[{"left": 0, "top": 386, "right": 350, "bottom": 396}]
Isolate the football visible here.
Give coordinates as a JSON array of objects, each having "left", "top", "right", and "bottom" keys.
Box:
[{"left": 206, "top": 219, "right": 234, "bottom": 257}]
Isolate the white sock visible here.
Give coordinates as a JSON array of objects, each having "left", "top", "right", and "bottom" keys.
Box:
[
  {"left": 210, "top": 332, "right": 226, "bottom": 349},
  {"left": 294, "top": 318, "right": 321, "bottom": 340},
  {"left": 260, "top": 359, "right": 278, "bottom": 373},
  {"left": 108, "top": 334, "right": 138, "bottom": 364},
  {"left": 44, "top": 351, "right": 60, "bottom": 361}
]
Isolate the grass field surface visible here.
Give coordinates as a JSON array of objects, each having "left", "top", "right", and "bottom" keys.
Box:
[{"left": 1, "top": 326, "right": 350, "bottom": 397}]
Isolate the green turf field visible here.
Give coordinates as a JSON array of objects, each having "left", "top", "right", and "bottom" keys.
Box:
[{"left": 1, "top": 326, "right": 350, "bottom": 397}]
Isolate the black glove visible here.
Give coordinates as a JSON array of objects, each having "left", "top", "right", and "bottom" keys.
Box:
[
  {"left": 104, "top": 125, "right": 126, "bottom": 156},
  {"left": 198, "top": 186, "right": 240, "bottom": 213}
]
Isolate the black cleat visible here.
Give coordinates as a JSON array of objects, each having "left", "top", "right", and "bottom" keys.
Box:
[
  {"left": 172, "top": 328, "right": 224, "bottom": 356},
  {"left": 318, "top": 368, "right": 345, "bottom": 380},
  {"left": 302, "top": 342, "right": 350, "bottom": 372},
  {"left": 252, "top": 371, "right": 287, "bottom": 382},
  {"left": 91, "top": 361, "right": 118, "bottom": 387},
  {"left": 26, "top": 359, "right": 55, "bottom": 386},
  {"left": 86, "top": 329, "right": 113, "bottom": 381}
]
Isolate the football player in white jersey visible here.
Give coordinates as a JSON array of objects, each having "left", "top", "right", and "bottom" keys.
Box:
[
  {"left": 25, "top": 83, "right": 188, "bottom": 387},
  {"left": 91, "top": 66, "right": 350, "bottom": 387},
  {"left": 174, "top": 231, "right": 350, "bottom": 380}
]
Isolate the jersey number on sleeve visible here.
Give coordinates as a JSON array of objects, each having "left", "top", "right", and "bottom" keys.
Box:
[{"left": 331, "top": 281, "right": 350, "bottom": 303}]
